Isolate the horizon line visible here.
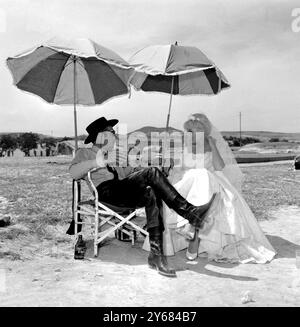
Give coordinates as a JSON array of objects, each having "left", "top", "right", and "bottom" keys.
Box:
[{"left": 1, "top": 128, "right": 300, "bottom": 138}]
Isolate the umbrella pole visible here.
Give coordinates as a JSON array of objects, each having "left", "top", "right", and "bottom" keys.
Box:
[
  {"left": 72, "top": 57, "right": 81, "bottom": 236},
  {"left": 162, "top": 76, "right": 174, "bottom": 166},
  {"left": 73, "top": 57, "right": 78, "bottom": 151},
  {"left": 165, "top": 76, "right": 174, "bottom": 131}
]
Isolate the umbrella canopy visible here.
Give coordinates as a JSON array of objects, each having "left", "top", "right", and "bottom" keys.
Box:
[
  {"left": 129, "top": 43, "right": 230, "bottom": 96},
  {"left": 128, "top": 43, "right": 230, "bottom": 130},
  {"left": 6, "top": 37, "right": 134, "bottom": 149}
]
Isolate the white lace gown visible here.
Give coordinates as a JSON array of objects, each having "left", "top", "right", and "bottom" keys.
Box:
[{"left": 161, "top": 151, "right": 276, "bottom": 263}]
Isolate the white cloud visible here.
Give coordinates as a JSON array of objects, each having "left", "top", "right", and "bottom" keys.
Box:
[{"left": 0, "top": 0, "right": 300, "bottom": 135}]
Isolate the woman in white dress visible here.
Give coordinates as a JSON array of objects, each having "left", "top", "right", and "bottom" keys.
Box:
[{"left": 163, "top": 113, "right": 276, "bottom": 264}]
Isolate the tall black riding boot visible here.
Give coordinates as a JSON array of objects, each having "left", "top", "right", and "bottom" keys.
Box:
[
  {"left": 145, "top": 167, "right": 219, "bottom": 229},
  {"left": 148, "top": 228, "right": 177, "bottom": 278},
  {"left": 171, "top": 193, "right": 219, "bottom": 229}
]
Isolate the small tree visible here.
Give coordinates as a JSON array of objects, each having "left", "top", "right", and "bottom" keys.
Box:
[
  {"left": 0, "top": 134, "right": 18, "bottom": 156},
  {"left": 18, "top": 132, "right": 39, "bottom": 156},
  {"left": 223, "top": 136, "right": 261, "bottom": 147},
  {"left": 40, "top": 137, "right": 57, "bottom": 156},
  {"left": 269, "top": 137, "right": 280, "bottom": 142}
]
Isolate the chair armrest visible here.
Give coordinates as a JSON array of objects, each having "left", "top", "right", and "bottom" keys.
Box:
[
  {"left": 88, "top": 167, "right": 100, "bottom": 173},
  {"left": 86, "top": 168, "right": 99, "bottom": 200}
]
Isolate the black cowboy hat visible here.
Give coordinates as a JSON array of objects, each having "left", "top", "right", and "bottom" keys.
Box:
[{"left": 84, "top": 117, "right": 119, "bottom": 144}]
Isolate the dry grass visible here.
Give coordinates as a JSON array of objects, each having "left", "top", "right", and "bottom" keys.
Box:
[
  {"left": 240, "top": 163, "right": 300, "bottom": 220},
  {"left": 0, "top": 156, "right": 299, "bottom": 260},
  {"left": 0, "top": 157, "right": 72, "bottom": 229},
  {"left": 0, "top": 157, "right": 75, "bottom": 259}
]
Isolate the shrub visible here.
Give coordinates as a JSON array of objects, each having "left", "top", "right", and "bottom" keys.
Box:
[{"left": 269, "top": 137, "right": 280, "bottom": 142}]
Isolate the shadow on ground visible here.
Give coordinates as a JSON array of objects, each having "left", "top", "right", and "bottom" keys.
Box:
[
  {"left": 84, "top": 237, "right": 258, "bottom": 282},
  {"left": 266, "top": 234, "right": 300, "bottom": 259}
]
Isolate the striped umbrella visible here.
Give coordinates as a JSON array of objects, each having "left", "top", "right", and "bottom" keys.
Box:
[
  {"left": 128, "top": 42, "right": 230, "bottom": 129},
  {"left": 6, "top": 37, "right": 134, "bottom": 149}
]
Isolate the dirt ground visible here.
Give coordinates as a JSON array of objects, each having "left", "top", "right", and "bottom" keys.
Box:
[
  {"left": 0, "top": 159, "right": 300, "bottom": 307},
  {"left": 0, "top": 206, "right": 300, "bottom": 307}
]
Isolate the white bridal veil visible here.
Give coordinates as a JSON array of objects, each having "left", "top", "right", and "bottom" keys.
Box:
[{"left": 184, "top": 113, "right": 244, "bottom": 192}]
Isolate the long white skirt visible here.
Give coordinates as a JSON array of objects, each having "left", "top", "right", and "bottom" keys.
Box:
[{"left": 156, "top": 168, "right": 276, "bottom": 263}]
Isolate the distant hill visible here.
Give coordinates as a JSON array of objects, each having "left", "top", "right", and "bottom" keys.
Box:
[
  {"left": 128, "top": 126, "right": 183, "bottom": 146},
  {"left": 0, "top": 132, "right": 52, "bottom": 138},
  {"left": 221, "top": 131, "right": 300, "bottom": 142},
  {"left": 129, "top": 126, "right": 183, "bottom": 136},
  {"left": 2, "top": 129, "right": 300, "bottom": 142},
  {"left": 238, "top": 141, "right": 300, "bottom": 154},
  {"left": 0, "top": 132, "right": 87, "bottom": 141},
  {"left": 130, "top": 128, "right": 300, "bottom": 142}
]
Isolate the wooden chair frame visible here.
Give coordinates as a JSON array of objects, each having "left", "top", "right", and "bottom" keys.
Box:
[{"left": 73, "top": 168, "right": 149, "bottom": 257}]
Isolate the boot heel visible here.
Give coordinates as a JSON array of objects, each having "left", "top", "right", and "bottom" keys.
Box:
[
  {"left": 148, "top": 251, "right": 177, "bottom": 277},
  {"left": 148, "top": 262, "right": 156, "bottom": 270}
]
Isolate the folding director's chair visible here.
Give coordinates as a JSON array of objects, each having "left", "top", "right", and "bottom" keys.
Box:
[{"left": 73, "top": 168, "right": 149, "bottom": 257}]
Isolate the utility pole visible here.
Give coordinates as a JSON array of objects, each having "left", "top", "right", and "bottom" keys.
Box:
[{"left": 239, "top": 112, "right": 242, "bottom": 147}]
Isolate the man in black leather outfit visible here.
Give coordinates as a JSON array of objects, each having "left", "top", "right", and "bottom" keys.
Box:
[{"left": 69, "top": 117, "right": 218, "bottom": 278}]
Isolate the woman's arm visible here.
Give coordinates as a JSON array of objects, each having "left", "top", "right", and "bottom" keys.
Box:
[{"left": 207, "top": 136, "right": 226, "bottom": 171}]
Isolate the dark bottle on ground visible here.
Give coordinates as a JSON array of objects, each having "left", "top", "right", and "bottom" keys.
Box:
[{"left": 74, "top": 235, "right": 86, "bottom": 259}]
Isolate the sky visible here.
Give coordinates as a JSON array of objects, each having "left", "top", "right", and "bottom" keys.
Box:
[{"left": 0, "top": 0, "right": 300, "bottom": 137}]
